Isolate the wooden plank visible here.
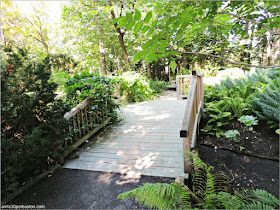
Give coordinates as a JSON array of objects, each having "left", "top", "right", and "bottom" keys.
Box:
[
  {"left": 63, "top": 161, "right": 183, "bottom": 178},
  {"left": 86, "top": 145, "right": 183, "bottom": 153},
  {"left": 79, "top": 149, "right": 182, "bottom": 157},
  {"left": 94, "top": 141, "right": 182, "bottom": 147},
  {"left": 70, "top": 157, "right": 183, "bottom": 168},
  {"left": 78, "top": 152, "right": 183, "bottom": 162}
]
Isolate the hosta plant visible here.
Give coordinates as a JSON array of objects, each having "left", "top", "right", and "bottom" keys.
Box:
[
  {"left": 224, "top": 129, "right": 240, "bottom": 143},
  {"left": 238, "top": 115, "right": 258, "bottom": 130}
]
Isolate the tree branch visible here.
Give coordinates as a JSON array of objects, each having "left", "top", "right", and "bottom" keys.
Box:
[
  {"left": 168, "top": 46, "right": 280, "bottom": 69},
  {"left": 218, "top": 11, "right": 280, "bottom": 36},
  {"left": 30, "top": 34, "right": 44, "bottom": 44}
]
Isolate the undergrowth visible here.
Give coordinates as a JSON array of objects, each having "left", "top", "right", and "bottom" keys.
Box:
[
  {"left": 202, "top": 68, "right": 279, "bottom": 136},
  {"left": 118, "top": 152, "right": 280, "bottom": 209}
]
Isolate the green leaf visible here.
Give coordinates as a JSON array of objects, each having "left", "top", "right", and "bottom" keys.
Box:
[
  {"left": 134, "top": 22, "right": 143, "bottom": 34},
  {"left": 134, "top": 9, "right": 141, "bottom": 21},
  {"left": 170, "top": 60, "right": 177, "bottom": 73},
  {"left": 144, "top": 11, "right": 152, "bottom": 23},
  {"left": 126, "top": 13, "right": 133, "bottom": 20},
  {"left": 142, "top": 26, "right": 150, "bottom": 33},
  {"left": 146, "top": 28, "right": 154, "bottom": 36},
  {"left": 133, "top": 51, "right": 145, "bottom": 62},
  {"left": 117, "top": 19, "right": 128, "bottom": 28},
  {"left": 175, "top": 29, "right": 183, "bottom": 40},
  {"left": 151, "top": 20, "right": 158, "bottom": 27},
  {"left": 126, "top": 20, "right": 135, "bottom": 30},
  {"left": 112, "top": 17, "right": 121, "bottom": 25}
]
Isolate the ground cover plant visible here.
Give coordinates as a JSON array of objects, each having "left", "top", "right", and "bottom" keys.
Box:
[
  {"left": 118, "top": 152, "right": 279, "bottom": 209},
  {"left": 1, "top": 48, "right": 69, "bottom": 197}
]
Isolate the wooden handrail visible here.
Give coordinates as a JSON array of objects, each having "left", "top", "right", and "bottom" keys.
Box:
[
  {"left": 64, "top": 98, "right": 91, "bottom": 120},
  {"left": 180, "top": 76, "right": 197, "bottom": 137},
  {"left": 180, "top": 71, "right": 204, "bottom": 174}
]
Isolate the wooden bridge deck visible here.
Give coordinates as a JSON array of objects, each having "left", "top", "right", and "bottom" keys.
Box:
[{"left": 63, "top": 91, "right": 187, "bottom": 178}]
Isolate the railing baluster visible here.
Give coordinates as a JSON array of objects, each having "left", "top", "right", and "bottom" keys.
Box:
[
  {"left": 84, "top": 105, "right": 89, "bottom": 133},
  {"left": 69, "top": 125, "right": 73, "bottom": 144},
  {"left": 73, "top": 116, "right": 77, "bottom": 141},
  {"left": 77, "top": 111, "right": 81, "bottom": 137},
  {"left": 81, "top": 109, "right": 86, "bottom": 135}
]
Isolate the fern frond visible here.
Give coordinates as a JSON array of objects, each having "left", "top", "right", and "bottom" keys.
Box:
[
  {"left": 244, "top": 189, "right": 280, "bottom": 208},
  {"left": 242, "top": 201, "right": 275, "bottom": 209},
  {"left": 215, "top": 191, "right": 243, "bottom": 209},
  {"left": 117, "top": 182, "right": 191, "bottom": 209},
  {"left": 184, "top": 151, "right": 208, "bottom": 170}
]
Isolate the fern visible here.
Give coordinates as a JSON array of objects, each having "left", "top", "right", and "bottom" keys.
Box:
[
  {"left": 117, "top": 182, "right": 191, "bottom": 209},
  {"left": 118, "top": 152, "right": 279, "bottom": 209},
  {"left": 251, "top": 78, "right": 280, "bottom": 123}
]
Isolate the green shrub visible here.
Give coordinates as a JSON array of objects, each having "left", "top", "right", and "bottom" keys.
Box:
[
  {"left": 114, "top": 72, "right": 154, "bottom": 103},
  {"left": 64, "top": 72, "right": 119, "bottom": 120},
  {"left": 149, "top": 80, "right": 168, "bottom": 95},
  {"left": 1, "top": 48, "right": 69, "bottom": 197}
]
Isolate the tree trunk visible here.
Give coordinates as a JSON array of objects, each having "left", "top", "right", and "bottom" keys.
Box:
[
  {"left": 97, "top": 27, "right": 107, "bottom": 75},
  {"left": 147, "top": 63, "right": 152, "bottom": 79},
  {"left": 110, "top": 10, "right": 130, "bottom": 67}
]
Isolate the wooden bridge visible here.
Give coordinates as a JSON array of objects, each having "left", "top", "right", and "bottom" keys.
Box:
[{"left": 61, "top": 71, "right": 203, "bottom": 179}]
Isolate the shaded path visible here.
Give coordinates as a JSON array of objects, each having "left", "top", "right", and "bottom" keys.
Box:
[{"left": 63, "top": 90, "right": 187, "bottom": 178}]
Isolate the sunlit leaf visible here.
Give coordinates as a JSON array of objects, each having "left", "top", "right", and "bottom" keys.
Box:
[
  {"left": 144, "top": 11, "right": 152, "bottom": 23},
  {"left": 134, "top": 22, "right": 143, "bottom": 34},
  {"left": 134, "top": 9, "right": 141, "bottom": 21}
]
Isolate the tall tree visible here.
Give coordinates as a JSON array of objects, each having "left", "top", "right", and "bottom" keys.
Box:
[{"left": 116, "top": 1, "right": 279, "bottom": 69}]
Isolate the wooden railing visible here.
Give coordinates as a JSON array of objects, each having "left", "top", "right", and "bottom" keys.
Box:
[
  {"left": 180, "top": 71, "right": 204, "bottom": 173},
  {"left": 176, "top": 75, "right": 192, "bottom": 99},
  {"left": 60, "top": 98, "right": 111, "bottom": 163}
]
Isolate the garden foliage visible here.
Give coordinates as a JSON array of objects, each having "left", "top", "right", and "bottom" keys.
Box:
[
  {"left": 1, "top": 48, "right": 69, "bottom": 196},
  {"left": 202, "top": 68, "right": 279, "bottom": 136},
  {"left": 114, "top": 71, "right": 155, "bottom": 103},
  {"left": 64, "top": 72, "right": 119, "bottom": 121}
]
